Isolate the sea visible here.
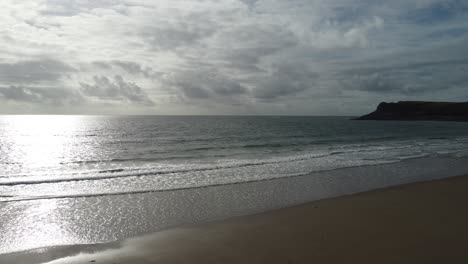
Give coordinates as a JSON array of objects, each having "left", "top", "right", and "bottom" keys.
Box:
[{"left": 2, "top": 115, "right": 468, "bottom": 254}]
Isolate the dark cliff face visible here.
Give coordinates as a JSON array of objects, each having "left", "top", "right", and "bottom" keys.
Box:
[{"left": 355, "top": 101, "right": 468, "bottom": 121}]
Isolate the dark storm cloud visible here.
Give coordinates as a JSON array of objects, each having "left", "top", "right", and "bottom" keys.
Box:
[
  {"left": 80, "top": 75, "right": 154, "bottom": 105},
  {"left": 0, "top": 59, "right": 75, "bottom": 84},
  {"left": 0, "top": 86, "right": 83, "bottom": 105}
]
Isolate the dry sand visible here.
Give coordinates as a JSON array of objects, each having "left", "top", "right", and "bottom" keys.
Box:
[{"left": 7, "top": 175, "right": 468, "bottom": 264}]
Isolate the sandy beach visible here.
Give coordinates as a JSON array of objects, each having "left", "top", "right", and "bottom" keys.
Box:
[{"left": 4, "top": 174, "right": 468, "bottom": 264}]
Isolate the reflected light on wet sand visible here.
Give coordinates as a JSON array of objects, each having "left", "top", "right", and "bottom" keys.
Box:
[{"left": 0, "top": 199, "right": 85, "bottom": 253}]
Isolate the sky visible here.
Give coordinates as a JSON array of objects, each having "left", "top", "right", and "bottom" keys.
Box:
[{"left": 1, "top": 0, "right": 468, "bottom": 115}]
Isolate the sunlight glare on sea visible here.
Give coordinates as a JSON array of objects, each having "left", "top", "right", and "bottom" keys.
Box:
[
  {"left": 1, "top": 115, "right": 89, "bottom": 174},
  {"left": 0, "top": 116, "right": 92, "bottom": 251}
]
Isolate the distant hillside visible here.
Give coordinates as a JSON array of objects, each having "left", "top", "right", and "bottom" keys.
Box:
[{"left": 355, "top": 101, "right": 468, "bottom": 121}]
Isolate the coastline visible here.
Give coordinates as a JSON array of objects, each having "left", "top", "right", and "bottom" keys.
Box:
[
  {"left": 4, "top": 174, "right": 468, "bottom": 264},
  {"left": 2, "top": 156, "right": 468, "bottom": 256}
]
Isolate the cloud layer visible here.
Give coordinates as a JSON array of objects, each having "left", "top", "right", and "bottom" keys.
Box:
[{"left": 1, "top": 0, "right": 468, "bottom": 115}]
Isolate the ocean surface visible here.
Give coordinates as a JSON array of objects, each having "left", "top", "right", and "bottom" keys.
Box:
[
  {"left": 2, "top": 115, "right": 468, "bottom": 201},
  {"left": 2, "top": 115, "right": 468, "bottom": 254}
]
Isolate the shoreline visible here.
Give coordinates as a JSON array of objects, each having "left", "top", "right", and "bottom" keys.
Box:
[
  {"left": 3, "top": 174, "right": 468, "bottom": 264},
  {"left": 2, "top": 155, "right": 468, "bottom": 255},
  {"left": 0, "top": 153, "right": 451, "bottom": 203}
]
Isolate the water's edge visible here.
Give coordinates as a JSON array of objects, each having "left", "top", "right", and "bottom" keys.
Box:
[
  {"left": 1, "top": 167, "right": 468, "bottom": 264},
  {"left": 1, "top": 155, "right": 468, "bottom": 255}
]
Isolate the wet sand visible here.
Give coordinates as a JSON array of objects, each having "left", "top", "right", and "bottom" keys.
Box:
[{"left": 8, "top": 174, "right": 468, "bottom": 264}]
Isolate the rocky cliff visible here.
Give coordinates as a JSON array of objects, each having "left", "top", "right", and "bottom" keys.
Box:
[{"left": 355, "top": 101, "right": 468, "bottom": 121}]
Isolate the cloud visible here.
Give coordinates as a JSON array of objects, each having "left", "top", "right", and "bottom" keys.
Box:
[
  {"left": 1, "top": 0, "right": 468, "bottom": 114},
  {"left": 92, "top": 60, "right": 161, "bottom": 79},
  {"left": 339, "top": 57, "right": 468, "bottom": 96},
  {"left": 140, "top": 20, "right": 216, "bottom": 51},
  {"left": 80, "top": 75, "right": 155, "bottom": 105},
  {"left": 213, "top": 23, "right": 298, "bottom": 72},
  {"left": 0, "top": 59, "right": 75, "bottom": 84},
  {"left": 164, "top": 70, "right": 249, "bottom": 101},
  {"left": 238, "top": 0, "right": 259, "bottom": 10},
  {"left": 253, "top": 64, "right": 319, "bottom": 100},
  {"left": 292, "top": 16, "right": 384, "bottom": 49},
  {"left": 404, "top": 0, "right": 466, "bottom": 24},
  {"left": 112, "top": 61, "right": 152, "bottom": 76},
  {"left": 0, "top": 85, "right": 83, "bottom": 105}
]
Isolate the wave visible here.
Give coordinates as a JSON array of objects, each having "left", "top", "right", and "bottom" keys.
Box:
[
  {"left": 98, "top": 169, "right": 125, "bottom": 174},
  {"left": 51, "top": 137, "right": 466, "bottom": 166},
  {"left": 0, "top": 162, "right": 385, "bottom": 203},
  {"left": 0, "top": 153, "right": 452, "bottom": 203},
  {"left": 0, "top": 143, "right": 436, "bottom": 186},
  {"left": 0, "top": 176, "right": 302, "bottom": 203},
  {"left": 2, "top": 137, "right": 468, "bottom": 188},
  {"left": 3, "top": 145, "right": 393, "bottom": 186},
  {"left": 70, "top": 135, "right": 415, "bottom": 157},
  {"left": 0, "top": 154, "right": 332, "bottom": 186}
]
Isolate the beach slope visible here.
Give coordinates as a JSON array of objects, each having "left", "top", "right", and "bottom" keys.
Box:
[{"left": 9, "top": 175, "right": 468, "bottom": 264}]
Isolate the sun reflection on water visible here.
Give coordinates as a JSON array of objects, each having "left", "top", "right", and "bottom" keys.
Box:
[
  {"left": 1, "top": 115, "right": 87, "bottom": 174},
  {"left": 0, "top": 115, "right": 90, "bottom": 252}
]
